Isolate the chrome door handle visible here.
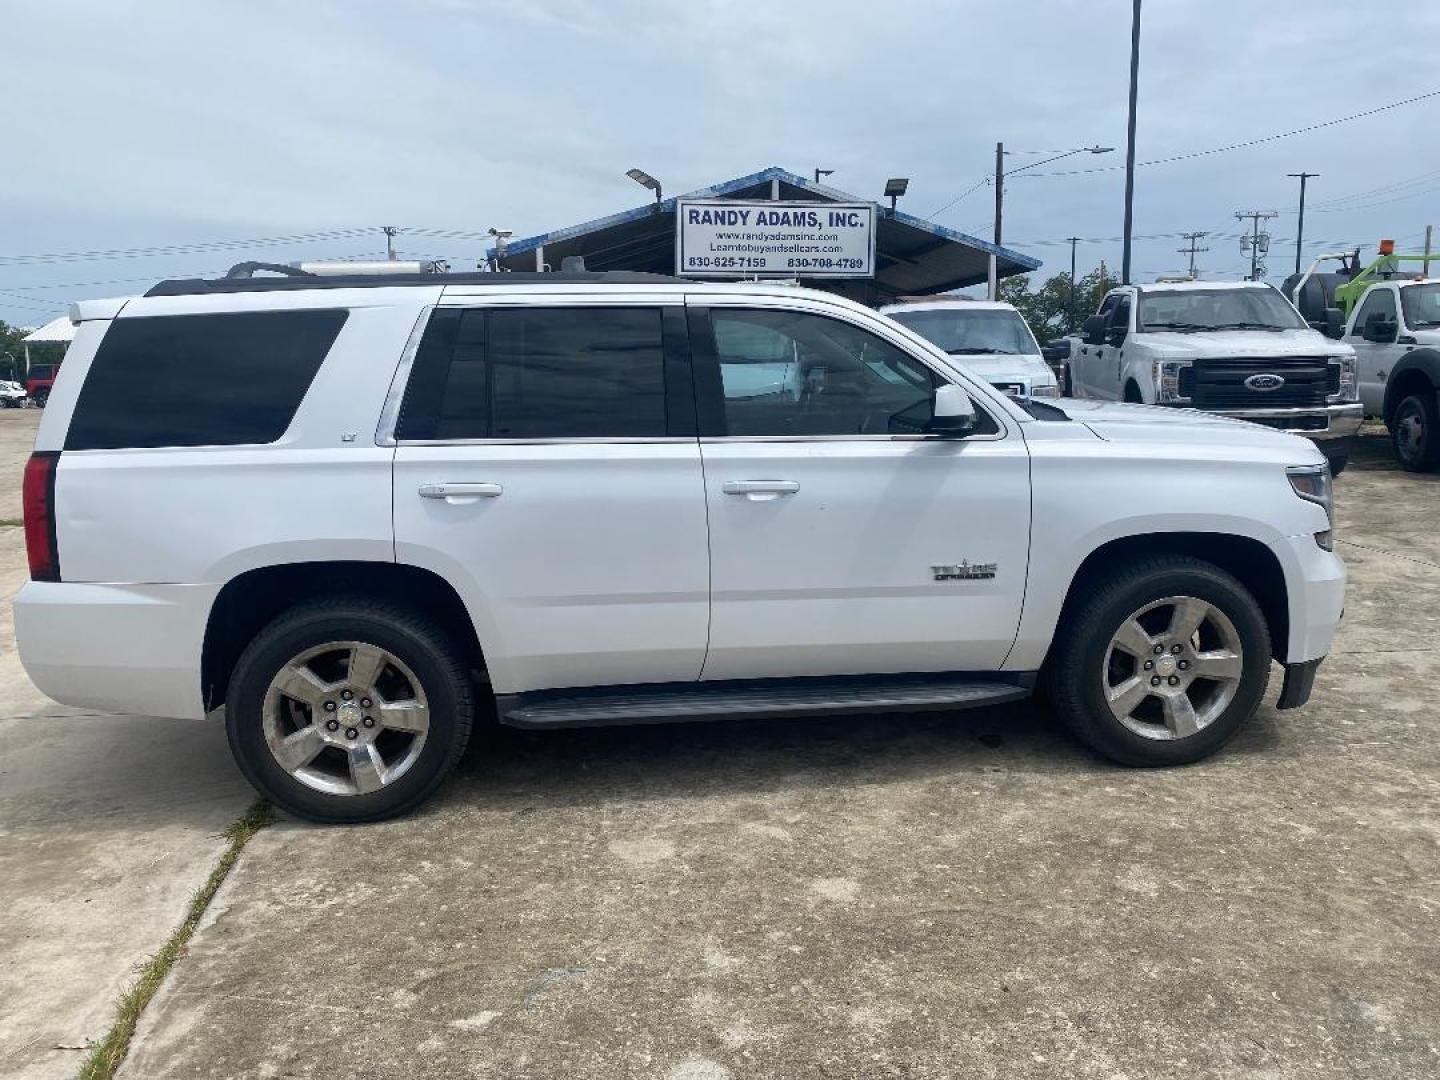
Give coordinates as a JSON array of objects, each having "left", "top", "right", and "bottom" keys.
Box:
[
  {"left": 418, "top": 482, "right": 503, "bottom": 502},
  {"left": 722, "top": 480, "right": 800, "bottom": 501}
]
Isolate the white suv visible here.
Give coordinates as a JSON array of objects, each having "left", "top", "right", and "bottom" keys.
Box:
[
  {"left": 16, "top": 267, "right": 1345, "bottom": 822},
  {"left": 878, "top": 298, "right": 1060, "bottom": 400}
]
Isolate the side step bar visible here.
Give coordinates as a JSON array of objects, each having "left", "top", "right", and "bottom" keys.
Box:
[{"left": 496, "top": 673, "right": 1035, "bottom": 729}]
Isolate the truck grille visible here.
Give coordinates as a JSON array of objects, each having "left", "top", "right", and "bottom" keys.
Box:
[{"left": 1188, "top": 357, "right": 1331, "bottom": 410}]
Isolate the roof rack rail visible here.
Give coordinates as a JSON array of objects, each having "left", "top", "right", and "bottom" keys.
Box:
[
  {"left": 144, "top": 269, "right": 692, "bottom": 298},
  {"left": 224, "top": 261, "right": 318, "bottom": 280}
]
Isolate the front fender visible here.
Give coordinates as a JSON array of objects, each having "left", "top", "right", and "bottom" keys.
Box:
[{"left": 1382, "top": 348, "right": 1440, "bottom": 422}]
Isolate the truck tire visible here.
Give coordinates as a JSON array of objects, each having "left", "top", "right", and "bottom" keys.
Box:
[
  {"left": 226, "top": 597, "right": 475, "bottom": 823},
  {"left": 1392, "top": 390, "right": 1440, "bottom": 473},
  {"left": 1322, "top": 439, "right": 1351, "bottom": 477},
  {"left": 1045, "top": 556, "right": 1271, "bottom": 767}
]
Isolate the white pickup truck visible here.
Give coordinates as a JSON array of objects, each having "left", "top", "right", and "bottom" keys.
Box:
[
  {"left": 1064, "top": 281, "right": 1363, "bottom": 474},
  {"left": 1286, "top": 250, "right": 1440, "bottom": 472}
]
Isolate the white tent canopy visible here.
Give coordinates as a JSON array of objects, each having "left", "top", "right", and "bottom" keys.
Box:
[{"left": 23, "top": 316, "right": 76, "bottom": 344}]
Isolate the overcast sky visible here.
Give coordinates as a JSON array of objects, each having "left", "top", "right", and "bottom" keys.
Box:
[{"left": 5, "top": 0, "right": 1440, "bottom": 325}]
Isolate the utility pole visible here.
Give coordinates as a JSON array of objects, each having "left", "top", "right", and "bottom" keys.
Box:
[
  {"left": 1425, "top": 224, "right": 1433, "bottom": 277},
  {"left": 1067, "top": 236, "right": 1081, "bottom": 332},
  {"left": 989, "top": 140, "right": 1004, "bottom": 300},
  {"left": 1287, "top": 172, "right": 1319, "bottom": 274},
  {"left": 1178, "top": 231, "right": 1209, "bottom": 278},
  {"left": 1236, "top": 210, "right": 1278, "bottom": 280},
  {"left": 381, "top": 225, "right": 399, "bottom": 261},
  {"left": 1121, "top": 0, "right": 1142, "bottom": 284}
]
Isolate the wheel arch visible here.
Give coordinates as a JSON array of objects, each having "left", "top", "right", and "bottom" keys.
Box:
[
  {"left": 202, "top": 561, "right": 487, "bottom": 711},
  {"left": 1382, "top": 348, "right": 1440, "bottom": 425},
  {"left": 1047, "top": 532, "right": 1289, "bottom": 667}
]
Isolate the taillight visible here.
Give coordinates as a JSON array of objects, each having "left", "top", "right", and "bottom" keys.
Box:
[{"left": 22, "top": 452, "right": 60, "bottom": 582}]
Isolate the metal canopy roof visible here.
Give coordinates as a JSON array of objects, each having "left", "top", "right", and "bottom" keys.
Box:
[{"left": 488, "top": 167, "right": 1041, "bottom": 303}]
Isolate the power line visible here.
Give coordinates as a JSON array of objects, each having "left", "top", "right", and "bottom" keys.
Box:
[
  {"left": 0, "top": 228, "right": 378, "bottom": 267},
  {"left": 1010, "top": 89, "right": 1440, "bottom": 180},
  {"left": 927, "top": 177, "right": 990, "bottom": 218}
]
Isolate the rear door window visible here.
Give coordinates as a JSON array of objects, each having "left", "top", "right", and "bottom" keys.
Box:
[
  {"left": 65, "top": 310, "right": 347, "bottom": 450},
  {"left": 397, "top": 306, "right": 674, "bottom": 440}
]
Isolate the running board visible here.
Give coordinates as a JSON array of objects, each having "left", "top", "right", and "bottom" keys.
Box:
[{"left": 496, "top": 674, "right": 1034, "bottom": 729}]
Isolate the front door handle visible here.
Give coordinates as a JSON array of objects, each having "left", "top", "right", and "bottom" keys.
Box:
[
  {"left": 418, "top": 482, "right": 503, "bottom": 503},
  {"left": 722, "top": 480, "right": 800, "bottom": 501}
]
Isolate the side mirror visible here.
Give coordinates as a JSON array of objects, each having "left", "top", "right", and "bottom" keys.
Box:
[
  {"left": 930, "top": 384, "right": 977, "bottom": 436},
  {"left": 1309, "top": 307, "right": 1345, "bottom": 339},
  {"left": 1042, "top": 340, "right": 1070, "bottom": 363},
  {"left": 1362, "top": 313, "right": 1399, "bottom": 343},
  {"left": 1082, "top": 314, "right": 1107, "bottom": 346}
]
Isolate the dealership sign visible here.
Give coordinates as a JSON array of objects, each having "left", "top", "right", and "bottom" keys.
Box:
[{"left": 675, "top": 199, "right": 875, "bottom": 278}]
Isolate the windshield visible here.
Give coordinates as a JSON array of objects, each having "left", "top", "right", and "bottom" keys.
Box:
[
  {"left": 1137, "top": 288, "right": 1307, "bottom": 332},
  {"left": 889, "top": 307, "right": 1039, "bottom": 356},
  {"left": 1400, "top": 283, "right": 1440, "bottom": 329}
]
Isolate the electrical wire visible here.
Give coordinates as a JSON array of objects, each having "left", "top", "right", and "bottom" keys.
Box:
[{"left": 1011, "top": 89, "right": 1440, "bottom": 180}]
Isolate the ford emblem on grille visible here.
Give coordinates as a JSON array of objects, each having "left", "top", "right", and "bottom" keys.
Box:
[{"left": 1244, "top": 373, "right": 1286, "bottom": 391}]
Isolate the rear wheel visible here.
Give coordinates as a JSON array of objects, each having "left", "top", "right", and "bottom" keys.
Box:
[
  {"left": 226, "top": 598, "right": 474, "bottom": 823},
  {"left": 1046, "top": 557, "right": 1271, "bottom": 766},
  {"left": 1392, "top": 390, "right": 1440, "bottom": 472}
]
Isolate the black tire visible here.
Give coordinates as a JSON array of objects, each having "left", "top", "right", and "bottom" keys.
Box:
[
  {"left": 1123, "top": 381, "right": 1143, "bottom": 403},
  {"left": 31, "top": 388, "right": 48, "bottom": 408},
  {"left": 1045, "top": 556, "right": 1272, "bottom": 767},
  {"left": 226, "top": 598, "right": 475, "bottom": 823},
  {"left": 1322, "top": 445, "right": 1350, "bottom": 477},
  {"left": 1391, "top": 390, "right": 1440, "bottom": 473}
]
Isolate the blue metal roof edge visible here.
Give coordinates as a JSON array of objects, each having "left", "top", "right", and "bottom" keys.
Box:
[{"left": 488, "top": 165, "right": 1040, "bottom": 272}]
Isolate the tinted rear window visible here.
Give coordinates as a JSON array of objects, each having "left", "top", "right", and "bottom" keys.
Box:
[
  {"left": 397, "top": 306, "right": 669, "bottom": 440},
  {"left": 66, "top": 310, "right": 347, "bottom": 450}
]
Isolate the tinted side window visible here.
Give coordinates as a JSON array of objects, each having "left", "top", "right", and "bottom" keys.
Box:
[
  {"left": 66, "top": 310, "right": 347, "bottom": 451},
  {"left": 707, "top": 308, "right": 973, "bottom": 437},
  {"left": 397, "top": 306, "right": 669, "bottom": 440},
  {"left": 1353, "top": 288, "right": 1396, "bottom": 332}
]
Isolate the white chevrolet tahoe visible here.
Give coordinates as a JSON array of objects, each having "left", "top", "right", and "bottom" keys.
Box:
[
  {"left": 16, "top": 267, "right": 1345, "bottom": 822},
  {"left": 878, "top": 298, "right": 1060, "bottom": 400},
  {"left": 1066, "top": 281, "right": 1363, "bottom": 474}
]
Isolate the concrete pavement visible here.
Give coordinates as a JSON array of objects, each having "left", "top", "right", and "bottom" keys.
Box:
[
  {"left": 117, "top": 430, "right": 1440, "bottom": 1080},
  {"left": 0, "top": 411, "right": 253, "bottom": 1080}
]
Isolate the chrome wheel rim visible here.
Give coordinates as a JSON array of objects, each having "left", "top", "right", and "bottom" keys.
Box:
[
  {"left": 262, "top": 640, "right": 430, "bottom": 796},
  {"left": 1101, "top": 595, "right": 1244, "bottom": 741}
]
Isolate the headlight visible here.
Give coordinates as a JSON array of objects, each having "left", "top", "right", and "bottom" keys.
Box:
[
  {"left": 1030, "top": 383, "right": 1061, "bottom": 398},
  {"left": 1328, "top": 355, "right": 1358, "bottom": 403},
  {"left": 1288, "top": 464, "right": 1334, "bottom": 549},
  {"left": 1153, "top": 359, "right": 1192, "bottom": 404}
]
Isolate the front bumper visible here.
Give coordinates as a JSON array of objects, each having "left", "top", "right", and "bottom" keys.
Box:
[{"left": 1211, "top": 402, "right": 1364, "bottom": 442}]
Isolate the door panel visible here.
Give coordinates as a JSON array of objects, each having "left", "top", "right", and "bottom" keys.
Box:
[
  {"left": 390, "top": 300, "right": 709, "bottom": 695},
  {"left": 688, "top": 299, "right": 1032, "bottom": 681},
  {"left": 699, "top": 438, "right": 1031, "bottom": 679},
  {"left": 394, "top": 444, "right": 709, "bottom": 693}
]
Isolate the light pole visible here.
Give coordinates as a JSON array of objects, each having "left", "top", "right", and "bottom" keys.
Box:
[
  {"left": 1121, "top": 0, "right": 1142, "bottom": 284},
  {"left": 988, "top": 145, "right": 1114, "bottom": 299},
  {"left": 1288, "top": 172, "right": 1319, "bottom": 275},
  {"left": 814, "top": 168, "right": 834, "bottom": 184}
]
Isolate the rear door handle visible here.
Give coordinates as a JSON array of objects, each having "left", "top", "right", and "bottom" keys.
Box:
[
  {"left": 722, "top": 480, "right": 800, "bottom": 501},
  {"left": 418, "top": 482, "right": 503, "bottom": 503}
]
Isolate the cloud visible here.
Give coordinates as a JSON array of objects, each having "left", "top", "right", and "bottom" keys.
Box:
[{"left": 3, "top": 0, "right": 1440, "bottom": 319}]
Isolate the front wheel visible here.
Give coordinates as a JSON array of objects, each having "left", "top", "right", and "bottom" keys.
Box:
[
  {"left": 1046, "top": 557, "right": 1272, "bottom": 766},
  {"left": 226, "top": 599, "right": 475, "bottom": 823},
  {"left": 1392, "top": 391, "right": 1440, "bottom": 473}
]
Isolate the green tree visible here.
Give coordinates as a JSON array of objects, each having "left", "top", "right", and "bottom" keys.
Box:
[{"left": 997, "top": 267, "right": 1120, "bottom": 341}]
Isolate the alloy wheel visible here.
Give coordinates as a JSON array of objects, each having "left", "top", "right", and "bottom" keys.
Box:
[
  {"left": 262, "top": 640, "right": 430, "bottom": 796},
  {"left": 1101, "top": 595, "right": 1244, "bottom": 741}
]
